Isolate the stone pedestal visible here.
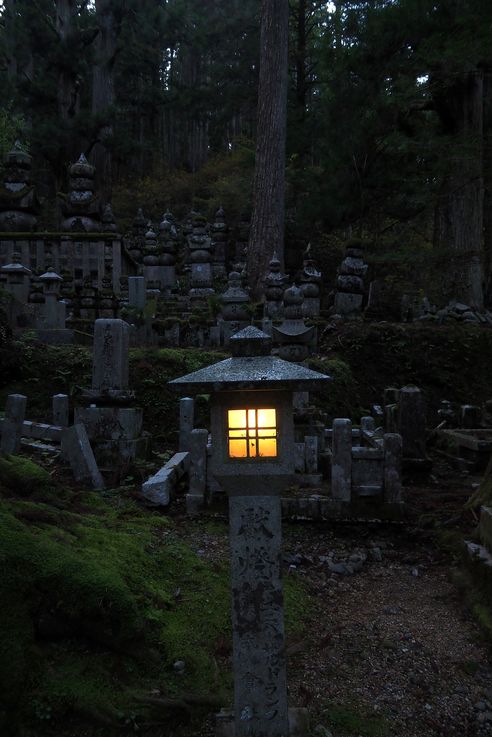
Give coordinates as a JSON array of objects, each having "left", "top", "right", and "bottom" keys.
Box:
[
  {"left": 228, "top": 491, "right": 289, "bottom": 737},
  {"left": 0, "top": 393, "right": 27, "bottom": 454},
  {"left": 331, "top": 418, "right": 352, "bottom": 502},
  {"left": 128, "top": 276, "right": 146, "bottom": 309},
  {"left": 77, "top": 318, "right": 148, "bottom": 481}
]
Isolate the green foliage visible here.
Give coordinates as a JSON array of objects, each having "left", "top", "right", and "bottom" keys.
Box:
[
  {"left": 112, "top": 145, "right": 255, "bottom": 233},
  {"left": 452, "top": 568, "right": 492, "bottom": 645},
  {"left": 130, "top": 347, "right": 227, "bottom": 442},
  {"left": 318, "top": 322, "right": 492, "bottom": 419},
  {"left": 307, "top": 356, "right": 359, "bottom": 420},
  {"left": 321, "top": 701, "right": 391, "bottom": 737},
  {"left": 0, "top": 482, "right": 232, "bottom": 735},
  {"left": 0, "top": 455, "right": 52, "bottom": 497},
  {"left": 0, "top": 105, "right": 27, "bottom": 159}
]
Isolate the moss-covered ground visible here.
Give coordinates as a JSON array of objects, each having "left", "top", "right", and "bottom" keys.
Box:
[
  {"left": 0, "top": 454, "right": 308, "bottom": 737},
  {"left": 1, "top": 324, "right": 492, "bottom": 734}
]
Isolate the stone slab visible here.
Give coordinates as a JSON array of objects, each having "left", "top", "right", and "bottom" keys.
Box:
[
  {"left": 92, "top": 318, "right": 129, "bottom": 392},
  {"left": 0, "top": 393, "right": 27, "bottom": 454},
  {"left": 74, "top": 406, "right": 143, "bottom": 441},
  {"left": 141, "top": 451, "right": 190, "bottom": 506},
  {"left": 480, "top": 506, "right": 492, "bottom": 551},
  {"left": 62, "top": 424, "right": 105, "bottom": 489}
]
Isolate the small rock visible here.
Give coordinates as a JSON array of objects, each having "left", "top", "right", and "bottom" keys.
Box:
[
  {"left": 173, "top": 660, "right": 185, "bottom": 673},
  {"left": 314, "top": 726, "right": 333, "bottom": 737},
  {"left": 476, "top": 701, "right": 488, "bottom": 711},
  {"left": 327, "top": 560, "right": 349, "bottom": 575},
  {"left": 369, "top": 547, "right": 383, "bottom": 562},
  {"left": 411, "top": 567, "right": 419, "bottom": 577},
  {"left": 383, "top": 605, "right": 401, "bottom": 615}
]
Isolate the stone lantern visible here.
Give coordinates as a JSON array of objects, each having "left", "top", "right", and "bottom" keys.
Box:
[
  {"left": 169, "top": 326, "right": 330, "bottom": 737},
  {"left": 1, "top": 251, "right": 32, "bottom": 304},
  {"left": 39, "top": 266, "right": 65, "bottom": 330}
]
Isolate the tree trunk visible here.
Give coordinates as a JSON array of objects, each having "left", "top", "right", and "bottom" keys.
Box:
[
  {"left": 56, "top": 0, "right": 79, "bottom": 119},
  {"left": 247, "top": 0, "right": 289, "bottom": 300},
  {"left": 91, "top": 0, "right": 120, "bottom": 200},
  {"left": 433, "top": 68, "right": 485, "bottom": 310},
  {"left": 483, "top": 67, "right": 492, "bottom": 308},
  {"left": 295, "top": 0, "right": 307, "bottom": 115},
  {"left": 4, "top": 0, "right": 18, "bottom": 83}
]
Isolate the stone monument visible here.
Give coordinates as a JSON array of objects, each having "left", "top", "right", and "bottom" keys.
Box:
[
  {"left": 211, "top": 206, "right": 228, "bottom": 277},
  {"left": 0, "top": 141, "right": 40, "bottom": 231},
  {"left": 220, "top": 270, "right": 250, "bottom": 345},
  {"left": 264, "top": 252, "right": 288, "bottom": 320},
  {"left": 158, "top": 211, "right": 178, "bottom": 294},
  {"left": 59, "top": 154, "right": 102, "bottom": 232},
  {"left": 299, "top": 244, "right": 321, "bottom": 318},
  {"left": 74, "top": 319, "right": 149, "bottom": 482},
  {"left": 188, "top": 213, "right": 214, "bottom": 299},
  {"left": 333, "top": 240, "right": 368, "bottom": 316},
  {"left": 273, "top": 285, "right": 315, "bottom": 362}
]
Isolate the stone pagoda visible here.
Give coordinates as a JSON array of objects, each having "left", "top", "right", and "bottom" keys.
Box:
[
  {"left": 273, "top": 284, "right": 315, "bottom": 362},
  {"left": 59, "top": 154, "right": 102, "bottom": 232},
  {"left": 220, "top": 270, "right": 250, "bottom": 344},
  {"left": 264, "top": 251, "right": 288, "bottom": 319},
  {"left": 158, "top": 211, "right": 178, "bottom": 294},
  {"left": 0, "top": 142, "right": 40, "bottom": 232},
  {"left": 188, "top": 212, "right": 214, "bottom": 299},
  {"left": 210, "top": 206, "right": 228, "bottom": 277},
  {"left": 299, "top": 244, "right": 322, "bottom": 318},
  {"left": 333, "top": 239, "right": 368, "bottom": 316}
]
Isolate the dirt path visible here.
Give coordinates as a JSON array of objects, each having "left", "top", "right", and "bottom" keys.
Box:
[
  {"left": 176, "top": 484, "right": 491, "bottom": 737},
  {"left": 283, "top": 522, "right": 490, "bottom": 737}
]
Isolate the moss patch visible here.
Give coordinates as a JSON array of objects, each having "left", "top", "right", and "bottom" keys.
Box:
[
  {"left": 319, "top": 322, "right": 492, "bottom": 420},
  {"left": 321, "top": 701, "right": 391, "bottom": 737},
  {"left": 0, "top": 477, "right": 233, "bottom": 736}
]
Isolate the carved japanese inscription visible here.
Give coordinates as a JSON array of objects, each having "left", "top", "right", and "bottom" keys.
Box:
[{"left": 229, "top": 496, "right": 289, "bottom": 737}]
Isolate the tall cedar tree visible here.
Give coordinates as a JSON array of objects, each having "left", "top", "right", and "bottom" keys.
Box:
[{"left": 247, "top": 0, "right": 289, "bottom": 299}]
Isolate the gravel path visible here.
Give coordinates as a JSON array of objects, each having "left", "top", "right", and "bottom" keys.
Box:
[{"left": 176, "top": 486, "right": 491, "bottom": 737}]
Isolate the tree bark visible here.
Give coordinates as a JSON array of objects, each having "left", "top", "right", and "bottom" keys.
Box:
[
  {"left": 483, "top": 67, "right": 492, "bottom": 308},
  {"left": 432, "top": 67, "right": 485, "bottom": 310},
  {"left": 247, "top": 0, "right": 289, "bottom": 299},
  {"left": 91, "top": 0, "right": 120, "bottom": 200},
  {"left": 56, "top": 0, "right": 80, "bottom": 123}
]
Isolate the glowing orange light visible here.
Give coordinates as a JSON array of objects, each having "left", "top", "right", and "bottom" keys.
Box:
[{"left": 228, "top": 408, "right": 277, "bottom": 458}]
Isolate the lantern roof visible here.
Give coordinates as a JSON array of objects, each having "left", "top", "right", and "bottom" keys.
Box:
[
  {"left": 39, "top": 267, "right": 63, "bottom": 282},
  {"left": 169, "top": 326, "right": 331, "bottom": 394},
  {"left": 1, "top": 251, "right": 31, "bottom": 275}
]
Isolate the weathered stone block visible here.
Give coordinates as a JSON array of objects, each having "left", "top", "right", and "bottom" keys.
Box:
[
  {"left": 331, "top": 418, "right": 352, "bottom": 502},
  {"left": 53, "top": 393, "right": 69, "bottom": 427},
  {"left": 92, "top": 318, "right": 129, "bottom": 392},
  {"left": 141, "top": 451, "right": 190, "bottom": 506},
  {"left": 62, "top": 424, "right": 104, "bottom": 489},
  {"left": 74, "top": 407, "right": 143, "bottom": 441},
  {"left": 0, "top": 393, "right": 27, "bottom": 455}
]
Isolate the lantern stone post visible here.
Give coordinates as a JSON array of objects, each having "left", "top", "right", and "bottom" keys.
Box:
[{"left": 170, "top": 327, "right": 330, "bottom": 737}]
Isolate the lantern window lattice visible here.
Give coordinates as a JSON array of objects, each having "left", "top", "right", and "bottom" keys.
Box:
[{"left": 227, "top": 408, "right": 277, "bottom": 459}]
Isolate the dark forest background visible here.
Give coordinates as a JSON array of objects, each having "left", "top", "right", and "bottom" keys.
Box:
[{"left": 1, "top": 0, "right": 492, "bottom": 306}]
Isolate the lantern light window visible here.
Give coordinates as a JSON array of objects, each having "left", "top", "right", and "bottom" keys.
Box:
[{"left": 227, "top": 408, "right": 277, "bottom": 458}]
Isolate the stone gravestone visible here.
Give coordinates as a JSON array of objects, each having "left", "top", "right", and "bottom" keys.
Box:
[
  {"left": 74, "top": 319, "right": 147, "bottom": 482},
  {"left": 91, "top": 319, "right": 129, "bottom": 393},
  {"left": 0, "top": 393, "right": 27, "bottom": 454},
  {"left": 128, "top": 276, "right": 146, "bottom": 310}
]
